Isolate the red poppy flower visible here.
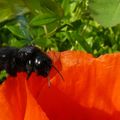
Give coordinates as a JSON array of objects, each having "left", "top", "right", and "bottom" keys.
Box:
[{"left": 0, "top": 51, "right": 120, "bottom": 120}]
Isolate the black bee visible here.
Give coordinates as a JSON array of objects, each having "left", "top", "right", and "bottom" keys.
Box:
[{"left": 0, "top": 45, "right": 63, "bottom": 86}]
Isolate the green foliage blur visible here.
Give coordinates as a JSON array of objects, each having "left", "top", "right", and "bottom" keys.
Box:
[{"left": 0, "top": 0, "right": 120, "bottom": 57}]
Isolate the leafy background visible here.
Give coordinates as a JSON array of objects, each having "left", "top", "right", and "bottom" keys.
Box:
[{"left": 0, "top": 0, "right": 120, "bottom": 58}]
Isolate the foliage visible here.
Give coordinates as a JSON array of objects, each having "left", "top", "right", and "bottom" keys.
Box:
[
  {"left": 0, "top": 0, "right": 120, "bottom": 57},
  {"left": 89, "top": 0, "right": 120, "bottom": 27}
]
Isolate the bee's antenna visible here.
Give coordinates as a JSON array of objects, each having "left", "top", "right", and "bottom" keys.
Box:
[{"left": 52, "top": 64, "right": 64, "bottom": 81}]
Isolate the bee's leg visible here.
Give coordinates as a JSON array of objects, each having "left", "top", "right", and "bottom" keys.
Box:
[{"left": 6, "top": 58, "right": 17, "bottom": 76}]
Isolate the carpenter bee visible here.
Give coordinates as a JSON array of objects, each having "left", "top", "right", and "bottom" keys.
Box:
[{"left": 0, "top": 45, "right": 63, "bottom": 86}]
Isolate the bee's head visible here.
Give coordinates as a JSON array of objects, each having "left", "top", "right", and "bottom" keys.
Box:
[{"left": 34, "top": 54, "right": 52, "bottom": 77}]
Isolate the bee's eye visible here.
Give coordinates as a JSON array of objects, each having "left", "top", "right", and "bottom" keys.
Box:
[
  {"left": 35, "top": 58, "right": 41, "bottom": 65},
  {"left": 25, "top": 52, "right": 28, "bottom": 56}
]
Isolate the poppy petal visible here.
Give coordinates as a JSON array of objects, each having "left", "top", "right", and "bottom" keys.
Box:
[
  {"left": 28, "top": 51, "right": 120, "bottom": 120},
  {"left": 52, "top": 51, "right": 120, "bottom": 119},
  {"left": 0, "top": 73, "right": 49, "bottom": 120}
]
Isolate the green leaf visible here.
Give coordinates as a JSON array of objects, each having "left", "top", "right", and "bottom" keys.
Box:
[
  {"left": 10, "top": 38, "right": 28, "bottom": 47},
  {"left": 3, "top": 15, "right": 32, "bottom": 42},
  {"left": 30, "top": 13, "right": 58, "bottom": 26},
  {"left": 33, "top": 38, "right": 52, "bottom": 48},
  {"left": 24, "top": 0, "right": 64, "bottom": 18},
  {"left": 4, "top": 24, "right": 27, "bottom": 38},
  {"left": 62, "top": 0, "right": 70, "bottom": 16},
  {"left": 73, "top": 32, "right": 92, "bottom": 53},
  {"left": 89, "top": 0, "right": 120, "bottom": 27},
  {"left": 0, "top": 0, "right": 29, "bottom": 23},
  {"left": 30, "top": 27, "right": 45, "bottom": 38},
  {"left": 0, "top": 7, "right": 12, "bottom": 23}
]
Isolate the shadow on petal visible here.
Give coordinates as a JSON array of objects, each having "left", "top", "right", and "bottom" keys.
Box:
[{"left": 36, "top": 84, "right": 120, "bottom": 120}]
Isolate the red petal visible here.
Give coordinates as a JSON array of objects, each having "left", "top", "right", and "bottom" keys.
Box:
[
  {"left": 0, "top": 73, "right": 48, "bottom": 120},
  {"left": 29, "top": 51, "right": 120, "bottom": 120}
]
